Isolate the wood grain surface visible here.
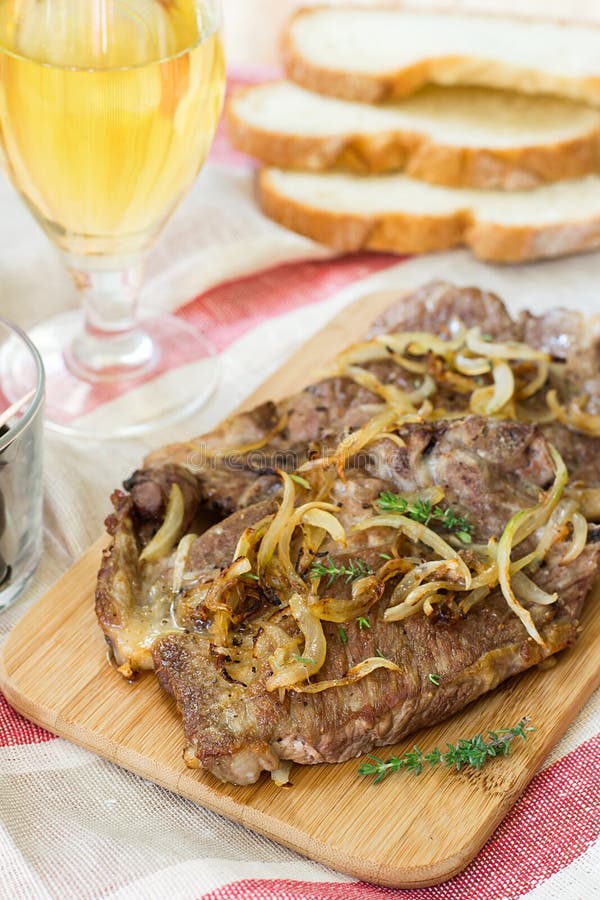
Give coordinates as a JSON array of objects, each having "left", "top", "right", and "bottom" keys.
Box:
[{"left": 1, "top": 289, "right": 599, "bottom": 888}]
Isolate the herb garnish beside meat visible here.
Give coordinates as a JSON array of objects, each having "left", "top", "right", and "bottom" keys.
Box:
[
  {"left": 359, "top": 718, "right": 533, "bottom": 782},
  {"left": 310, "top": 556, "right": 373, "bottom": 586},
  {"left": 376, "top": 492, "right": 474, "bottom": 544}
]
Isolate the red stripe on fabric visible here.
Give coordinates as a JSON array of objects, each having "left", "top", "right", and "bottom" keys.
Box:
[
  {"left": 46, "top": 253, "right": 399, "bottom": 423},
  {"left": 0, "top": 691, "right": 55, "bottom": 747},
  {"left": 210, "top": 118, "right": 257, "bottom": 170},
  {"left": 177, "top": 253, "right": 399, "bottom": 353},
  {"left": 226, "top": 64, "right": 282, "bottom": 87},
  {"left": 201, "top": 733, "right": 600, "bottom": 900},
  {"left": 45, "top": 315, "right": 223, "bottom": 424}
]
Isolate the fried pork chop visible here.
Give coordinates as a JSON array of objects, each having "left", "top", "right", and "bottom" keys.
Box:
[{"left": 96, "top": 282, "right": 600, "bottom": 785}]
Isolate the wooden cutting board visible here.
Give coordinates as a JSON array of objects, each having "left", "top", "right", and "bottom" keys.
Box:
[{"left": 1, "top": 289, "right": 599, "bottom": 889}]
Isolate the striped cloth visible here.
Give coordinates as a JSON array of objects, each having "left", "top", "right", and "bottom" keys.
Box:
[{"left": 0, "top": 70, "right": 599, "bottom": 899}]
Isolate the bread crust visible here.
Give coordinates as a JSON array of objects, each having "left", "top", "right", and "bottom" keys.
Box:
[
  {"left": 282, "top": 6, "right": 600, "bottom": 108},
  {"left": 228, "top": 84, "right": 600, "bottom": 190},
  {"left": 258, "top": 169, "right": 600, "bottom": 263}
]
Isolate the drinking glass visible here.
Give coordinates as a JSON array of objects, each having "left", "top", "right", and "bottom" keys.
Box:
[
  {"left": 0, "top": 0, "right": 225, "bottom": 438},
  {"left": 0, "top": 317, "right": 44, "bottom": 610}
]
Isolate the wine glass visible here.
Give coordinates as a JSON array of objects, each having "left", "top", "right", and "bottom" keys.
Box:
[{"left": 0, "top": 0, "right": 225, "bottom": 438}]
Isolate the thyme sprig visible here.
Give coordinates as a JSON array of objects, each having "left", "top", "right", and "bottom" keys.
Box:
[
  {"left": 310, "top": 556, "right": 373, "bottom": 588},
  {"left": 358, "top": 718, "right": 533, "bottom": 783},
  {"left": 376, "top": 492, "right": 474, "bottom": 544}
]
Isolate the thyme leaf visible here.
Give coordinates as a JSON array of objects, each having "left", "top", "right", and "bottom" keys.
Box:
[
  {"left": 376, "top": 492, "right": 474, "bottom": 544},
  {"left": 339, "top": 626, "right": 348, "bottom": 644},
  {"left": 310, "top": 556, "right": 373, "bottom": 588},
  {"left": 290, "top": 473, "right": 311, "bottom": 490},
  {"left": 292, "top": 654, "right": 316, "bottom": 666},
  {"left": 357, "top": 616, "right": 371, "bottom": 630},
  {"left": 428, "top": 673, "right": 441, "bottom": 686},
  {"left": 358, "top": 718, "right": 533, "bottom": 783}
]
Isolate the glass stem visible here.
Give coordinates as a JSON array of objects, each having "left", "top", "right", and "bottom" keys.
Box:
[{"left": 64, "top": 254, "right": 156, "bottom": 381}]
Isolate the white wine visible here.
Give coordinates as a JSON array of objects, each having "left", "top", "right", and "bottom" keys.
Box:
[{"left": 0, "top": 0, "right": 225, "bottom": 255}]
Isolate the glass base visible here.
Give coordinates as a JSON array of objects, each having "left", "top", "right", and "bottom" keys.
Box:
[
  {"left": 0, "top": 552, "right": 39, "bottom": 612},
  {"left": 28, "top": 310, "right": 220, "bottom": 439}
]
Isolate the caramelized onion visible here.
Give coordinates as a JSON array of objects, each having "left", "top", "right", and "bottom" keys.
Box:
[
  {"left": 290, "top": 656, "right": 400, "bottom": 694},
  {"left": 454, "top": 352, "right": 491, "bottom": 376},
  {"left": 459, "top": 585, "right": 491, "bottom": 614},
  {"left": 258, "top": 623, "right": 301, "bottom": 666},
  {"left": 375, "top": 557, "right": 414, "bottom": 581},
  {"left": 301, "top": 508, "right": 346, "bottom": 544},
  {"left": 496, "top": 446, "right": 568, "bottom": 644},
  {"left": 204, "top": 556, "right": 253, "bottom": 648},
  {"left": 566, "top": 487, "right": 600, "bottom": 520},
  {"left": 265, "top": 592, "right": 327, "bottom": 691},
  {"left": 328, "top": 340, "right": 391, "bottom": 372},
  {"left": 513, "top": 445, "right": 568, "bottom": 546},
  {"left": 171, "top": 532, "right": 198, "bottom": 593},
  {"left": 389, "top": 559, "right": 465, "bottom": 604},
  {"left": 515, "top": 500, "right": 577, "bottom": 573},
  {"left": 233, "top": 515, "right": 274, "bottom": 562},
  {"left": 204, "top": 557, "right": 252, "bottom": 612},
  {"left": 298, "top": 407, "right": 406, "bottom": 475},
  {"left": 375, "top": 329, "right": 465, "bottom": 358},
  {"left": 139, "top": 483, "right": 185, "bottom": 563},
  {"left": 277, "top": 502, "right": 343, "bottom": 573},
  {"left": 355, "top": 515, "right": 471, "bottom": 587},
  {"left": 516, "top": 360, "right": 550, "bottom": 400},
  {"left": 346, "top": 365, "right": 418, "bottom": 413},
  {"left": 385, "top": 579, "right": 457, "bottom": 621},
  {"left": 200, "top": 411, "right": 288, "bottom": 459},
  {"left": 561, "top": 512, "right": 588, "bottom": 564},
  {"left": 497, "top": 513, "right": 544, "bottom": 645},
  {"left": 309, "top": 575, "right": 384, "bottom": 622},
  {"left": 465, "top": 327, "right": 549, "bottom": 362},
  {"left": 547, "top": 389, "right": 600, "bottom": 436},
  {"left": 511, "top": 571, "right": 557, "bottom": 606},
  {"left": 470, "top": 361, "right": 514, "bottom": 416},
  {"left": 257, "top": 471, "right": 296, "bottom": 573}
]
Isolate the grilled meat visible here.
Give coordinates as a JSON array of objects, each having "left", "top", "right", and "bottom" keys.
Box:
[
  {"left": 143, "top": 282, "right": 600, "bottom": 515},
  {"left": 96, "top": 282, "right": 600, "bottom": 785},
  {"left": 154, "top": 546, "right": 594, "bottom": 785},
  {"left": 151, "top": 417, "right": 600, "bottom": 783},
  {"left": 97, "top": 283, "right": 600, "bottom": 667}
]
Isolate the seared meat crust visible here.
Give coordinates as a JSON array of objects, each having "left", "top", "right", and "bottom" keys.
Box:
[
  {"left": 154, "top": 543, "right": 593, "bottom": 784},
  {"left": 95, "top": 465, "right": 202, "bottom": 671},
  {"left": 96, "top": 282, "right": 600, "bottom": 784},
  {"left": 97, "top": 283, "right": 600, "bottom": 665},
  {"left": 151, "top": 417, "right": 599, "bottom": 784},
  {"left": 143, "top": 281, "right": 600, "bottom": 515}
]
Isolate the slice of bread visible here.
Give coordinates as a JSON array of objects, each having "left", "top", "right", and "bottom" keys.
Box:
[
  {"left": 228, "top": 81, "right": 600, "bottom": 190},
  {"left": 259, "top": 168, "right": 600, "bottom": 263},
  {"left": 283, "top": 6, "right": 600, "bottom": 106}
]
